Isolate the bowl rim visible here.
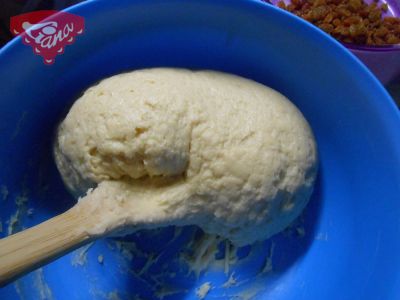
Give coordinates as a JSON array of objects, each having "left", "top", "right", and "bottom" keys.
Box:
[
  {"left": 345, "top": 42, "right": 400, "bottom": 52},
  {"left": 0, "top": 0, "right": 400, "bottom": 297}
]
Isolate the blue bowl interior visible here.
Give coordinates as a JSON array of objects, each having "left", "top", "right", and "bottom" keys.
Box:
[{"left": 0, "top": 0, "right": 400, "bottom": 299}]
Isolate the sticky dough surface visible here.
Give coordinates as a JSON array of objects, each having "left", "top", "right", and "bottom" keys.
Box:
[{"left": 55, "top": 68, "right": 317, "bottom": 246}]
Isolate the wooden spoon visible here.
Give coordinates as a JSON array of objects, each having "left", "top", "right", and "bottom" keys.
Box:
[{"left": 0, "top": 205, "right": 95, "bottom": 286}]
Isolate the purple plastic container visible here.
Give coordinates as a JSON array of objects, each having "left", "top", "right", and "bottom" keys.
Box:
[
  {"left": 347, "top": 0, "right": 400, "bottom": 84},
  {"left": 347, "top": 44, "right": 400, "bottom": 85},
  {"left": 268, "top": 0, "right": 400, "bottom": 84}
]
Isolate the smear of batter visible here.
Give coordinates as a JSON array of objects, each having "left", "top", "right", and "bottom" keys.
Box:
[
  {"left": 71, "top": 242, "right": 94, "bottom": 266},
  {"left": 222, "top": 273, "right": 237, "bottom": 288},
  {"left": 7, "top": 194, "right": 28, "bottom": 235},
  {"left": 33, "top": 268, "right": 53, "bottom": 300},
  {"left": 0, "top": 185, "right": 8, "bottom": 201},
  {"left": 196, "top": 282, "right": 212, "bottom": 299}
]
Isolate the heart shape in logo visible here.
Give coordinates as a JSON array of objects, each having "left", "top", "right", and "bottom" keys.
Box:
[{"left": 10, "top": 10, "right": 85, "bottom": 65}]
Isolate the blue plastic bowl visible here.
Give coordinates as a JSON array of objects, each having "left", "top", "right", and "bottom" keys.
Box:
[{"left": 1, "top": 0, "right": 399, "bottom": 299}]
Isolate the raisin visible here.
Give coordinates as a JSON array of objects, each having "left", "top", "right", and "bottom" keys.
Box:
[{"left": 277, "top": 0, "right": 400, "bottom": 45}]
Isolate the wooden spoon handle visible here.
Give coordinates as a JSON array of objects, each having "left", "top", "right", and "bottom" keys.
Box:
[{"left": 0, "top": 206, "right": 93, "bottom": 286}]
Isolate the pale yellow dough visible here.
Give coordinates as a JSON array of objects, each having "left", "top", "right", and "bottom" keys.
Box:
[{"left": 55, "top": 68, "right": 317, "bottom": 246}]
